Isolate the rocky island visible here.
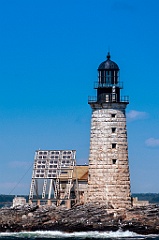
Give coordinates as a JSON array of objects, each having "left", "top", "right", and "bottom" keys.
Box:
[{"left": 0, "top": 203, "right": 159, "bottom": 235}]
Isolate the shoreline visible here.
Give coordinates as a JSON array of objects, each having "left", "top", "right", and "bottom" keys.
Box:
[
  {"left": 0, "top": 203, "right": 159, "bottom": 234},
  {"left": 0, "top": 229, "right": 158, "bottom": 238}
]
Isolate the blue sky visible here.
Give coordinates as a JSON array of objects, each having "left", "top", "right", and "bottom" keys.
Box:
[{"left": 0, "top": 0, "right": 159, "bottom": 195}]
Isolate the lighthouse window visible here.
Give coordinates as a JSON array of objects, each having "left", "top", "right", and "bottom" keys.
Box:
[
  {"left": 112, "top": 128, "right": 116, "bottom": 133},
  {"left": 112, "top": 159, "right": 117, "bottom": 164},
  {"left": 112, "top": 143, "right": 116, "bottom": 149},
  {"left": 111, "top": 114, "right": 116, "bottom": 118}
]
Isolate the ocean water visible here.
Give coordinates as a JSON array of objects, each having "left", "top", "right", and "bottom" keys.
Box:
[{"left": 0, "top": 230, "right": 159, "bottom": 240}]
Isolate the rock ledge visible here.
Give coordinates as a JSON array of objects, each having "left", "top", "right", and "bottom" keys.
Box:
[{"left": 0, "top": 203, "right": 159, "bottom": 234}]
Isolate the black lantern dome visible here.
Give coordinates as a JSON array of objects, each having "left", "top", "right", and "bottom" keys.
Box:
[
  {"left": 88, "top": 52, "right": 129, "bottom": 105},
  {"left": 98, "top": 52, "right": 119, "bottom": 70},
  {"left": 97, "top": 52, "right": 121, "bottom": 103}
]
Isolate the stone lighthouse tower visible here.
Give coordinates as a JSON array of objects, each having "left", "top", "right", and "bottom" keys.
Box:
[{"left": 87, "top": 53, "right": 131, "bottom": 209}]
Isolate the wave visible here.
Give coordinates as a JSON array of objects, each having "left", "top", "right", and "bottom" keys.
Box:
[{"left": 0, "top": 230, "right": 158, "bottom": 239}]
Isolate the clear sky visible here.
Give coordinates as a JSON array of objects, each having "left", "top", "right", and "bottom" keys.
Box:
[{"left": 0, "top": 0, "right": 159, "bottom": 195}]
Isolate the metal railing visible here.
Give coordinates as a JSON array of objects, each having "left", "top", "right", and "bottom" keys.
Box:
[
  {"left": 88, "top": 95, "right": 129, "bottom": 104},
  {"left": 94, "top": 81, "right": 123, "bottom": 89}
]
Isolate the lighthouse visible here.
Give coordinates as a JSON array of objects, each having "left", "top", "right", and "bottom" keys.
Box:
[{"left": 87, "top": 53, "right": 131, "bottom": 209}]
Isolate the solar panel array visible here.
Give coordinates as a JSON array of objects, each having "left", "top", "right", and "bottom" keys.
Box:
[
  {"left": 29, "top": 150, "right": 76, "bottom": 202},
  {"left": 32, "top": 150, "right": 76, "bottom": 179}
]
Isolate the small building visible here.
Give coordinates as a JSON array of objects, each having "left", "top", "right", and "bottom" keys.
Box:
[
  {"left": 29, "top": 150, "right": 88, "bottom": 208},
  {"left": 132, "top": 197, "right": 149, "bottom": 207},
  {"left": 73, "top": 165, "right": 88, "bottom": 204},
  {"left": 13, "top": 197, "right": 26, "bottom": 207}
]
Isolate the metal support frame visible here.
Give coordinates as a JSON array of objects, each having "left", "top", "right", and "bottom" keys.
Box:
[{"left": 29, "top": 150, "right": 77, "bottom": 206}]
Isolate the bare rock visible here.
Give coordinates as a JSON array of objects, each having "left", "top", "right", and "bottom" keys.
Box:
[{"left": 0, "top": 203, "right": 159, "bottom": 234}]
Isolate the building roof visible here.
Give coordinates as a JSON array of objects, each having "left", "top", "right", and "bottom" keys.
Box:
[
  {"left": 73, "top": 166, "right": 88, "bottom": 181},
  {"left": 98, "top": 52, "right": 119, "bottom": 70}
]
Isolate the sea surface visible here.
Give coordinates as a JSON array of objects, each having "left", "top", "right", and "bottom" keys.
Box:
[{"left": 0, "top": 230, "right": 159, "bottom": 240}]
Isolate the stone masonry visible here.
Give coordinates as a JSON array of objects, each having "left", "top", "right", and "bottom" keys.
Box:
[{"left": 87, "top": 102, "right": 131, "bottom": 209}]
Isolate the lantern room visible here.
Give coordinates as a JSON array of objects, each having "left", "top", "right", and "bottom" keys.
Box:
[
  {"left": 93, "top": 52, "right": 125, "bottom": 103},
  {"left": 98, "top": 52, "right": 119, "bottom": 85}
]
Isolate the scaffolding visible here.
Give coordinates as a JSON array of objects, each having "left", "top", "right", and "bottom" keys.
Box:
[{"left": 29, "top": 150, "right": 77, "bottom": 207}]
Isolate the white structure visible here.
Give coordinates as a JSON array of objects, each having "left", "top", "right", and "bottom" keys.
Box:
[
  {"left": 13, "top": 197, "right": 26, "bottom": 207},
  {"left": 87, "top": 53, "right": 131, "bottom": 209}
]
